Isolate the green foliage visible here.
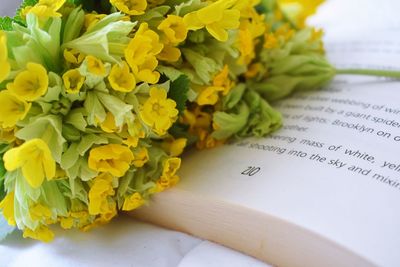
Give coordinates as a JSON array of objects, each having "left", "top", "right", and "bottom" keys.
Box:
[
  {"left": 168, "top": 75, "right": 190, "bottom": 115},
  {"left": 0, "top": 17, "right": 13, "bottom": 31}
]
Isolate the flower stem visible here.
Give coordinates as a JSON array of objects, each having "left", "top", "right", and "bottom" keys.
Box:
[{"left": 336, "top": 69, "right": 400, "bottom": 79}]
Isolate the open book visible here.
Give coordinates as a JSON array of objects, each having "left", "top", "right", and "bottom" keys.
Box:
[{"left": 130, "top": 28, "right": 400, "bottom": 267}]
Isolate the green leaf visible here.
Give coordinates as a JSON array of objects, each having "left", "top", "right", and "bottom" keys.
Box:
[
  {"left": 0, "top": 17, "right": 13, "bottom": 31},
  {"left": 0, "top": 214, "right": 15, "bottom": 242},
  {"left": 168, "top": 75, "right": 190, "bottom": 115}
]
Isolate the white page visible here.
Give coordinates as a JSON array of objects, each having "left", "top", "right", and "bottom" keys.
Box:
[{"left": 177, "top": 32, "right": 400, "bottom": 267}]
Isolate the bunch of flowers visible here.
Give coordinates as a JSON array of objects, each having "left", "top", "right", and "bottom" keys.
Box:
[{"left": 2, "top": 0, "right": 392, "bottom": 242}]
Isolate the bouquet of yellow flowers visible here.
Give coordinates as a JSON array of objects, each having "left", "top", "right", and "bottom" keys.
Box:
[{"left": 1, "top": 0, "right": 398, "bottom": 242}]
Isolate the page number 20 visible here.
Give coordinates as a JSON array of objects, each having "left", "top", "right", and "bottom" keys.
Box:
[{"left": 241, "top": 166, "right": 261, "bottom": 176}]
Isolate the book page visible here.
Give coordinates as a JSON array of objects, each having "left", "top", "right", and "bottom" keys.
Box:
[{"left": 176, "top": 33, "right": 400, "bottom": 267}]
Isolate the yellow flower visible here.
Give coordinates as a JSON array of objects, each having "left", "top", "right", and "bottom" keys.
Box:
[
  {"left": 0, "top": 31, "right": 10, "bottom": 83},
  {"left": 23, "top": 226, "right": 54, "bottom": 242},
  {"left": 140, "top": 87, "right": 178, "bottom": 136},
  {"left": 85, "top": 56, "right": 106, "bottom": 76},
  {"left": 157, "top": 44, "right": 181, "bottom": 62},
  {"left": 22, "top": 0, "right": 66, "bottom": 19},
  {"left": 213, "top": 65, "right": 233, "bottom": 95},
  {"left": 84, "top": 13, "right": 107, "bottom": 30},
  {"left": 0, "top": 91, "right": 31, "bottom": 128},
  {"left": 3, "top": 139, "right": 56, "bottom": 188},
  {"left": 0, "top": 127, "right": 16, "bottom": 143},
  {"left": 197, "top": 86, "right": 224, "bottom": 106},
  {"left": 132, "top": 147, "right": 149, "bottom": 168},
  {"left": 278, "top": 0, "right": 324, "bottom": 28},
  {"left": 100, "top": 112, "right": 119, "bottom": 133},
  {"left": 88, "top": 173, "right": 115, "bottom": 215},
  {"left": 237, "top": 29, "right": 255, "bottom": 65},
  {"left": 158, "top": 15, "right": 188, "bottom": 44},
  {"left": 110, "top": 0, "right": 147, "bottom": 16},
  {"left": 108, "top": 61, "right": 136, "bottom": 92},
  {"left": 88, "top": 144, "right": 134, "bottom": 177},
  {"left": 0, "top": 192, "right": 16, "bottom": 226},
  {"left": 60, "top": 216, "right": 74, "bottom": 229},
  {"left": 264, "top": 33, "right": 279, "bottom": 49},
  {"left": 62, "top": 69, "right": 85, "bottom": 94},
  {"left": 162, "top": 138, "right": 187, "bottom": 157},
  {"left": 122, "top": 192, "right": 144, "bottom": 211},
  {"left": 29, "top": 203, "right": 52, "bottom": 221},
  {"left": 245, "top": 63, "right": 264, "bottom": 79},
  {"left": 183, "top": 0, "right": 241, "bottom": 42},
  {"left": 162, "top": 157, "right": 181, "bottom": 178},
  {"left": 7, "top": 62, "right": 49, "bottom": 102},
  {"left": 63, "top": 48, "right": 85, "bottom": 65},
  {"left": 125, "top": 23, "right": 163, "bottom": 84}
]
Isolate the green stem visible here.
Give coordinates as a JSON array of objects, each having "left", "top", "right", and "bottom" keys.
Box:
[{"left": 336, "top": 69, "right": 400, "bottom": 79}]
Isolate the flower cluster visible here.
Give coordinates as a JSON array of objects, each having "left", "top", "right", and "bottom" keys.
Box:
[{"left": 0, "top": 0, "right": 332, "bottom": 241}]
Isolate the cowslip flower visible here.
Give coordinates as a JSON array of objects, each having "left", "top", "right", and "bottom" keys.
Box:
[
  {"left": 3, "top": 139, "right": 56, "bottom": 188},
  {"left": 0, "top": 91, "right": 31, "bottom": 128},
  {"left": 110, "top": 0, "right": 147, "bottom": 16},
  {"left": 157, "top": 15, "right": 188, "bottom": 44},
  {"left": 278, "top": 0, "right": 324, "bottom": 28},
  {"left": 140, "top": 87, "right": 178, "bottom": 136},
  {"left": 183, "top": 0, "right": 241, "bottom": 42},
  {"left": 108, "top": 61, "right": 136, "bottom": 92},
  {"left": 7, "top": 63, "right": 49, "bottom": 102},
  {"left": 88, "top": 144, "right": 134, "bottom": 177},
  {"left": 62, "top": 69, "right": 85, "bottom": 94},
  {"left": 122, "top": 192, "right": 144, "bottom": 211},
  {"left": 88, "top": 173, "right": 115, "bottom": 215},
  {"left": 0, "top": 31, "right": 10, "bottom": 83},
  {"left": 157, "top": 44, "right": 181, "bottom": 62},
  {"left": 64, "top": 48, "right": 85, "bottom": 65},
  {"left": 29, "top": 204, "right": 52, "bottom": 221},
  {"left": 21, "top": 0, "right": 66, "bottom": 20},
  {"left": 100, "top": 112, "right": 119, "bottom": 133},
  {"left": 162, "top": 138, "right": 187, "bottom": 157},
  {"left": 86, "top": 56, "right": 106, "bottom": 76},
  {"left": 197, "top": 86, "right": 225, "bottom": 106},
  {"left": 23, "top": 226, "right": 54, "bottom": 242},
  {"left": 132, "top": 147, "right": 149, "bottom": 168},
  {"left": 0, "top": 192, "right": 16, "bottom": 226}
]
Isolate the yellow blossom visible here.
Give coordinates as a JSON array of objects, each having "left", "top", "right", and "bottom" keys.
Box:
[
  {"left": 162, "top": 138, "right": 187, "bottom": 157},
  {"left": 62, "top": 69, "right": 85, "bottom": 94},
  {"left": 245, "top": 63, "right": 264, "bottom": 79},
  {"left": 237, "top": 29, "right": 255, "bottom": 65},
  {"left": 183, "top": 0, "right": 241, "bottom": 42},
  {"left": 197, "top": 86, "right": 224, "bottom": 106},
  {"left": 108, "top": 61, "right": 136, "bottom": 92},
  {"left": 60, "top": 216, "right": 74, "bottom": 229},
  {"left": 86, "top": 56, "right": 106, "bottom": 76},
  {"left": 64, "top": 48, "right": 85, "bottom": 65},
  {"left": 264, "top": 33, "right": 279, "bottom": 49},
  {"left": 0, "top": 91, "right": 31, "bottom": 128},
  {"left": 162, "top": 157, "right": 181, "bottom": 178},
  {"left": 3, "top": 139, "right": 56, "bottom": 188},
  {"left": 132, "top": 147, "right": 149, "bottom": 168},
  {"left": 122, "top": 192, "right": 144, "bottom": 211},
  {"left": 0, "top": 192, "right": 16, "bottom": 226},
  {"left": 23, "top": 226, "right": 54, "bottom": 242},
  {"left": 7, "top": 62, "right": 49, "bottom": 102},
  {"left": 140, "top": 87, "right": 178, "bottom": 136},
  {"left": 88, "top": 144, "right": 134, "bottom": 177},
  {"left": 0, "top": 31, "right": 10, "bottom": 83},
  {"left": 157, "top": 15, "right": 188, "bottom": 44},
  {"left": 100, "top": 112, "right": 119, "bottom": 133},
  {"left": 29, "top": 204, "right": 52, "bottom": 221},
  {"left": 88, "top": 173, "right": 115, "bottom": 215},
  {"left": 278, "top": 0, "right": 324, "bottom": 28},
  {"left": 125, "top": 23, "right": 163, "bottom": 84},
  {"left": 213, "top": 65, "right": 233, "bottom": 95},
  {"left": 157, "top": 44, "right": 181, "bottom": 62},
  {"left": 0, "top": 127, "right": 16, "bottom": 143},
  {"left": 22, "top": 0, "right": 65, "bottom": 19},
  {"left": 84, "top": 13, "right": 107, "bottom": 30},
  {"left": 110, "top": 0, "right": 147, "bottom": 16}
]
